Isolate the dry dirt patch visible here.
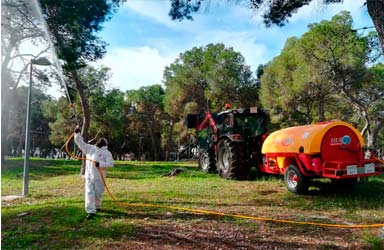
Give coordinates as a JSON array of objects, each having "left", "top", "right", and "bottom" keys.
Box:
[{"left": 102, "top": 218, "right": 372, "bottom": 250}]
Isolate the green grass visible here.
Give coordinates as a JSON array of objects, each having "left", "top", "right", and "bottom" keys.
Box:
[{"left": 2, "top": 158, "right": 384, "bottom": 250}]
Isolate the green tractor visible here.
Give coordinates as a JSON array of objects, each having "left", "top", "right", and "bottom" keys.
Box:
[{"left": 185, "top": 106, "right": 269, "bottom": 180}]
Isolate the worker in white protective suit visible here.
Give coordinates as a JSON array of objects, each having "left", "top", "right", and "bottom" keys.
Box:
[{"left": 74, "top": 126, "right": 114, "bottom": 220}]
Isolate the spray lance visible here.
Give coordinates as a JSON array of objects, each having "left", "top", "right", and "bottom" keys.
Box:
[
  {"left": 62, "top": 84, "right": 78, "bottom": 121},
  {"left": 57, "top": 75, "right": 88, "bottom": 175},
  {"left": 66, "top": 89, "right": 87, "bottom": 176}
]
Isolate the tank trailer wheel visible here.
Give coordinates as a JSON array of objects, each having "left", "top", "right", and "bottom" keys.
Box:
[
  {"left": 284, "top": 165, "right": 308, "bottom": 194},
  {"left": 217, "top": 139, "right": 248, "bottom": 180},
  {"left": 198, "top": 149, "right": 216, "bottom": 173}
]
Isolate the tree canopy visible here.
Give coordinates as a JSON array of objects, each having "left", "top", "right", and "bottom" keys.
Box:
[
  {"left": 40, "top": 0, "right": 124, "bottom": 152},
  {"left": 163, "top": 43, "right": 260, "bottom": 146},
  {"left": 260, "top": 11, "right": 384, "bottom": 147},
  {"left": 40, "top": 0, "right": 122, "bottom": 70},
  {"left": 126, "top": 85, "right": 166, "bottom": 161},
  {"left": 164, "top": 43, "right": 259, "bottom": 115},
  {"left": 168, "top": 0, "right": 384, "bottom": 54}
]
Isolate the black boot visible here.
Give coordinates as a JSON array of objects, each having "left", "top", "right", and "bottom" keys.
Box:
[{"left": 85, "top": 213, "right": 96, "bottom": 220}]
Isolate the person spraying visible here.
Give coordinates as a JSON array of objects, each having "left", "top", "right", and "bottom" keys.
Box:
[{"left": 74, "top": 126, "right": 114, "bottom": 220}]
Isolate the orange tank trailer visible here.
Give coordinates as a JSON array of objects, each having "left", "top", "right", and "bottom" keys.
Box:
[{"left": 260, "top": 120, "right": 383, "bottom": 194}]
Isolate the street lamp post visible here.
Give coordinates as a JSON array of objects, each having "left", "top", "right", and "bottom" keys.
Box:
[{"left": 22, "top": 57, "right": 51, "bottom": 196}]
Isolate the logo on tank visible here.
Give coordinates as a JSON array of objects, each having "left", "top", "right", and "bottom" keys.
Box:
[
  {"left": 281, "top": 138, "right": 293, "bottom": 146},
  {"left": 302, "top": 132, "right": 310, "bottom": 139},
  {"left": 330, "top": 135, "right": 351, "bottom": 145}
]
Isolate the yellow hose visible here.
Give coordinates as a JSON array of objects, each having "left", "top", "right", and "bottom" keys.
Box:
[{"left": 66, "top": 133, "right": 384, "bottom": 229}]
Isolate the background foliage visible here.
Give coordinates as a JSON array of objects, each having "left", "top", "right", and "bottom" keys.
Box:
[{"left": 2, "top": 7, "right": 383, "bottom": 161}]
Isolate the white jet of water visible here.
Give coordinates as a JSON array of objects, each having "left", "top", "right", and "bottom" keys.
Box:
[{"left": 30, "top": 0, "right": 72, "bottom": 103}]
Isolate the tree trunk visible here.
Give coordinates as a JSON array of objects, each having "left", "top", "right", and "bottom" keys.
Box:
[
  {"left": 16, "top": 124, "right": 26, "bottom": 156},
  {"left": 145, "top": 119, "right": 159, "bottom": 161},
  {"left": 366, "top": 131, "right": 374, "bottom": 149},
  {"left": 1, "top": 78, "right": 11, "bottom": 165},
  {"left": 165, "top": 118, "right": 174, "bottom": 161},
  {"left": 1, "top": 46, "right": 13, "bottom": 165},
  {"left": 71, "top": 69, "right": 90, "bottom": 174},
  {"left": 371, "top": 119, "right": 384, "bottom": 148},
  {"left": 367, "top": 0, "right": 384, "bottom": 54},
  {"left": 317, "top": 96, "right": 325, "bottom": 122},
  {"left": 360, "top": 109, "right": 373, "bottom": 148},
  {"left": 71, "top": 70, "right": 90, "bottom": 138}
]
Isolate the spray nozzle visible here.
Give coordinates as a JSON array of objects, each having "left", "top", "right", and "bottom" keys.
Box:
[{"left": 69, "top": 103, "right": 76, "bottom": 120}]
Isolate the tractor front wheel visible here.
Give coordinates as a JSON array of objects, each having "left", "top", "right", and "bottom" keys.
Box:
[
  {"left": 198, "top": 149, "right": 216, "bottom": 173},
  {"left": 217, "top": 139, "right": 248, "bottom": 180},
  {"left": 284, "top": 164, "right": 308, "bottom": 194}
]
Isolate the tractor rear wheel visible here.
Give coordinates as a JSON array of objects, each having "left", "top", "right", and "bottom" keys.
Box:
[
  {"left": 198, "top": 149, "right": 216, "bottom": 173},
  {"left": 217, "top": 139, "right": 248, "bottom": 180},
  {"left": 284, "top": 164, "right": 308, "bottom": 194}
]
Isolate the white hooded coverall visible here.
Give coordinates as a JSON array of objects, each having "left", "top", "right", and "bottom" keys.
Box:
[{"left": 74, "top": 133, "right": 114, "bottom": 214}]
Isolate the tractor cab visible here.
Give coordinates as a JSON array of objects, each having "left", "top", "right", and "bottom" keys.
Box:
[{"left": 216, "top": 107, "right": 269, "bottom": 140}]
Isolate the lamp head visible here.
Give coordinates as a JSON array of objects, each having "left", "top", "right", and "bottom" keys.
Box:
[{"left": 31, "top": 57, "right": 51, "bottom": 66}]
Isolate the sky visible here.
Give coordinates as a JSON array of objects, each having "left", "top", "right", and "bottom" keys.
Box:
[{"left": 96, "top": 0, "right": 373, "bottom": 92}]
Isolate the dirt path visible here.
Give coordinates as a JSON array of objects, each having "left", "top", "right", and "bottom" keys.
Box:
[{"left": 102, "top": 219, "right": 374, "bottom": 250}]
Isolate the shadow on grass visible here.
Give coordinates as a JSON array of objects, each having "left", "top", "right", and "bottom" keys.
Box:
[
  {"left": 308, "top": 179, "right": 384, "bottom": 194},
  {"left": 2, "top": 202, "right": 269, "bottom": 250},
  {"left": 3, "top": 158, "right": 383, "bottom": 213},
  {"left": 2, "top": 159, "right": 201, "bottom": 181},
  {"left": 2, "top": 159, "right": 80, "bottom": 181},
  {"left": 1, "top": 203, "right": 311, "bottom": 250},
  {"left": 281, "top": 179, "right": 384, "bottom": 211},
  {"left": 1, "top": 204, "right": 137, "bottom": 250},
  {"left": 110, "top": 198, "right": 283, "bottom": 209}
]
